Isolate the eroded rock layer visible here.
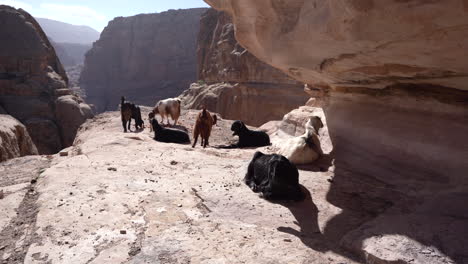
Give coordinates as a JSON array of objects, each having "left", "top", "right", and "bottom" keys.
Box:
[
  {"left": 180, "top": 82, "right": 308, "bottom": 127},
  {"left": 205, "top": 0, "right": 468, "bottom": 91},
  {"left": 80, "top": 8, "right": 207, "bottom": 113},
  {"left": 0, "top": 5, "right": 93, "bottom": 155},
  {"left": 183, "top": 9, "right": 308, "bottom": 126},
  {"left": 205, "top": 0, "right": 468, "bottom": 262}
]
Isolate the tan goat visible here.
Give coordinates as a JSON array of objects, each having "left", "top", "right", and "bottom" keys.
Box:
[{"left": 192, "top": 107, "right": 217, "bottom": 148}]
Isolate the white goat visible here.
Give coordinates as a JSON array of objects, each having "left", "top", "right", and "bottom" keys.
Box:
[
  {"left": 277, "top": 116, "right": 324, "bottom": 165},
  {"left": 149, "top": 98, "right": 181, "bottom": 127}
]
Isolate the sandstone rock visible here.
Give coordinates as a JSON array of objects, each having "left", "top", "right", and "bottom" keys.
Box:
[
  {"left": 55, "top": 95, "right": 94, "bottom": 147},
  {"left": 198, "top": 9, "right": 298, "bottom": 85},
  {"left": 0, "top": 114, "right": 38, "bottom": 162},
  {"left": 0, "top": 5, "right": 93, "bottom": 156},
  {"left": 182, "top": 9, "right": 308, "bottom": 126},
  {"left": 80, "top": 8, "right": 208, "bottom": 113},
  {"left": 205, "top": 0, "right": 468, "bottom": 91},
  {"left": 180, "top": 82, "right": 308, "bottom": 126},
  {"left": 23, "top": 118, "right": 62, "bottom": 154},
  {"left": 204, "top": 1, "right": 468, "bottom": 261},
  {"left": 13, "top": 110, "right": 359, "bottom": 264},
  {"left": 258, "top": 98, "right": 468, "bottom": 263}
]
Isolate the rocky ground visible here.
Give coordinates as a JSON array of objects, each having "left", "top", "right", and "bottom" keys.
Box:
[{"left": 0, "top": 109, "right": 465, "bottom": 264}]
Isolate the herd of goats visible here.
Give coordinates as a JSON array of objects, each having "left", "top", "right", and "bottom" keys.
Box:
[{"left": 120, "top": 96, "right": 325, "bottom": 201}]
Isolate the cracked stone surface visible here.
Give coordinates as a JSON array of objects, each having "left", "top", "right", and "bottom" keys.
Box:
[{"left": 1, "top": 109, "right": 466, "bottom": 263}]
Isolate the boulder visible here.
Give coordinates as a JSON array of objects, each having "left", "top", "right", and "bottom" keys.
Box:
[
  {"left": 0, "top": 114, "right": 38, "bottom": 162},
  {"left": 55, "top": 95, "right": 94, "bottom": 147}
]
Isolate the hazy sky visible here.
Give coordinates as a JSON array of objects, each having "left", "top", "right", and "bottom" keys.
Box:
[{"left": 0, "top": 0, "right": 210, "bottom": 32}]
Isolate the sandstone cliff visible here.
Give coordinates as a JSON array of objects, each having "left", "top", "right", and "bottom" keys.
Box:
[
  {"left": 206, "top": 1, "right": 468, "bottom": 263},
  {"left": 181, "top": 9, "right": 308, "bottom": 126},
  {"left": 0, "top": 5, "right": 93, "bottom": 155},
  {"left": 80, "top": 8, "right": 207, "bottom": 113}
]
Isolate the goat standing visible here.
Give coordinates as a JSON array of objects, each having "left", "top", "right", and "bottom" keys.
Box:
[
  {"left": 150, "top": 98, "right": 181, "bottom": 126},
  {"left": 192, "top": 107, "right": 217, "bottom": 148}
]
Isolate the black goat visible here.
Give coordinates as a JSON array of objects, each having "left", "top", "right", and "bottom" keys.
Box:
[
  {"left": 121, "top": 97, "right": 144, "bottom": 132},
  {"left": 245, "top": 152, "right": 305, "bottom": 201},
  {"left": 131, "top": 105, "right": 144, "bottom": 130},
  {"left": 217, "top": 121, "right": 270, "bottom": 148},
  {"left": 151, "top": 119, "right": 190, "bottom": 144},
  {"left": 121, "top": 96, "right": 133, "bottom": 132}
]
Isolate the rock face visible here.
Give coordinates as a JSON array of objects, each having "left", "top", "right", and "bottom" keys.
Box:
[
  {"left": 0, "top": 115, "right": 38, "bottom": 162},
  {"left": 181, "top": 9, "right": 308, "bottom": 126},
  {"left": 80, "top": 8, "right": 207, "bottom": 113},
  {"left": 180, "top": 82, "right": 308, "bottom": 126},
  {"left": 205, "top": 0, "right": 468, "bottom": 91},
  {"left": 197, "top": 9, "right": 299, "bottom": 85},
  {"left": 205, "top": 1, "right": 468, "bottom": 263},
  {"left": 0, "top": 5, "right": 93, "bottom": 155}
]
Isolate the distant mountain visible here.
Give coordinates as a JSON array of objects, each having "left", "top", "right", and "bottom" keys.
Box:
[{"left": 35, "top": 17, "right": 100, "bottom": 45}]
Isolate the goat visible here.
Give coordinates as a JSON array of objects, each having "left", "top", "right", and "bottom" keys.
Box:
[
  {"left": 276, "top": 116, "right": 324, "bottom": 165},
  {"left": 121, "top": 97, "right": 144, "bottom": 132},
  {"left": 120, "top": 96, "right": 133, "bottom": 132},
  {"left": 192, "top": 107, "right": 217, "bottom": 148},
  {"left": 245, "top": 152, "right": 305, "bottom": 201},
  {"left": 217, "top": 121, "right": 270, "bottom": 148},
  {"left": 151, "top": 119, "right": 190, "bottom": 144},
  {"left": 150, "top": 98, "right": 181, "bottom": 126},
  {"left": 131, "top": 105, "right": 144, "bottom": 130}
]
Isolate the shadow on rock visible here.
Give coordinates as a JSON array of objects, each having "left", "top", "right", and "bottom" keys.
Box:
[{"left": 296, "top": 153, "right": 334, "bottom": 172}]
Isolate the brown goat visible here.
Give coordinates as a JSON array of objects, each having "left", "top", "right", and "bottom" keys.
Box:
[{"left": 192, "top": 108, "right": 217, "bottom": 148}]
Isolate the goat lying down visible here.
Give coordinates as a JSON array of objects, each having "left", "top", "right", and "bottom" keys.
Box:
[
  {"left": 150, "top": 98, "right": 181, "bottom": 126},
  {"left": 276, "top": 116, "right": 324, "bottom": 165},
  {"left": 192, "top": 107, "right": 217, "bottom": 148},
  {"left": 217, "top": 121, "right": 270, "bottom": 149},
  {"left": 151, "top": 119, "right": 190, "bottom": 144},
  {"left": 245, "top": 152, "right": 305, "bottom": 201}
]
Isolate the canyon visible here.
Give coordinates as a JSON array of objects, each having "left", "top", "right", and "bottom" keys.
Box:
[
  {"left": 80, "top": 8, "right": 207, "bottom": 113},
  {"left": 1, "top": 1, "right": 468, "bottom": 264}
]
